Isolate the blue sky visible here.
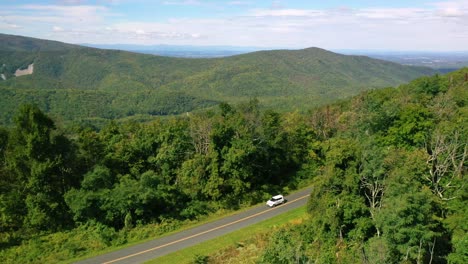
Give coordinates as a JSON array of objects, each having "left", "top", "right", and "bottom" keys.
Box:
[{"left": 1, "top": 0, "right": 467, "bottom": 50}]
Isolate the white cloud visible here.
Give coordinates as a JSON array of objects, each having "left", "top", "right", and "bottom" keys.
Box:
[
  {"left": 228, "top": 1, "right": 251, "bottom": 6},
  {"left": 355, "top": 8, "right": 427, "bottom": 20},
  {"left": 0, "top": 23, "right": 21, "bottom": 29},
  {"left": 76, "top": 3, "right": 468, "bottom": 49},
  {"left": 0, "top": 0, "right": 467, "bottom": 50},
  {"left": 430, "top": 0, "right": 468, "bottom": 17},
  {"left": 55, "top": 0, "right": 88, "bottom": 4},
  {"left": 3, "top": 4, "right": 111, "bottom": 27},
  {"left": 20, "top": 4, "right": 108, "bottom": 14},
  {"left": 53, "top": 25, "right": 64, "bottom": 31},
  {"left": 0, "top": 16, "right": 22, "bottom": 29},
  {"left": 162, "top": 0, "right": 201, "bottom": 5},
  {"left": 271, "top": 0, "right": 284, "bottom": 9},
  {"left": 252, "top": 9, "right": 325, "bottom": 17},
  {"left": 439, "top": 7, "right": 463, "bottom": 16}
]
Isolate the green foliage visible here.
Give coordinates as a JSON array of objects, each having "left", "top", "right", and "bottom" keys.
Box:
[
  {"left": 192, "top": 254, "right": 209, "bottom": 264},
  {"left": 386, "top": 104, "right": 434, "bottom": 147},
  {"left": 445, "top": 184, "right": 468, "bottom": 264},
  {"left": 0, "top": 97, "right": 316, "bottom": 256},
  {"left": 0, "top": 67, "right": 466, "bottom": 263},
  {"left": 259, "top": 227, "right": 309, "bottom": 264},
  {"left": 374, "top": 149, "right": 444, "bottom": 263},
  {"left": 0, "top": 218, "right": 189, "bottom": 264},
  {"left": 2, "top": 104, "right": 78, "bottom": 232}
]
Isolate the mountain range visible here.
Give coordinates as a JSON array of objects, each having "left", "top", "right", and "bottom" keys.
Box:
[{"left": 0, "top": 33, "right": 436, "bottom": 127}]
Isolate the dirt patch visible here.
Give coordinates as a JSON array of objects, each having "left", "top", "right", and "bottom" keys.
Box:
[{"left": 15, "top": 63, "right": 34, "bottom": 77}]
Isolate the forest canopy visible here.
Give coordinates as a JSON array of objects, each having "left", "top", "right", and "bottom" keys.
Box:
[{"left": 0, "top": 68, "right": 466, "bottom": 263}]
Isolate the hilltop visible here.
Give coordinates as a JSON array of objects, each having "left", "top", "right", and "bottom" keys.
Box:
[{"left": 0, "top": 33, "right": 436, "bottom": 126}]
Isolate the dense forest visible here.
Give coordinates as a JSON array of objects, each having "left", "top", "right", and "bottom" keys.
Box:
[
  {"left": 0, "top": 69, "right": 466, "bottom": 263},
  {"left": 258, "top": 69, "right": 467, "bottom": 264},
  {"left": 0, "top": 33, "right": 436, "bottom": 127}
]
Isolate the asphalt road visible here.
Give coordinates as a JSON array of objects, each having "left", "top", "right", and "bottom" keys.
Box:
[{"left": 75, "top": 187, "right": 312, "bottom": 264}]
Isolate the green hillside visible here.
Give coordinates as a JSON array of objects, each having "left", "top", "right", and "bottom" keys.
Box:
[
  {"left": 0, "top": 33, "right": 436, "bottom": 126},
  {"left": 0, "top": 66, "right": 465, "bottom": 264}
]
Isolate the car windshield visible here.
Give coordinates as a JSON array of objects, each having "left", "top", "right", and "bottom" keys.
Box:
[{"left": 270, "top": 197, "right": 281, "bottom": 201}]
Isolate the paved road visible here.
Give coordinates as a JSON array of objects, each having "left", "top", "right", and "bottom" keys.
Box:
[{"left": 75, "top": 187, "right": 312, "bottom": 264}]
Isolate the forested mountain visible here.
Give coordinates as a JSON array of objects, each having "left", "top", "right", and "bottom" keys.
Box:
[
  {"left": 0, "top": 33, "right": 436, "bottom": 126},
  {"left": 0, "top": 67, "right": 466, "bottom": 263}
]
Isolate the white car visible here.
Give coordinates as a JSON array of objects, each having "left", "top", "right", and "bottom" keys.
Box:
[{"left": 266, "top": 194, "right": 285, "bottom": 207}]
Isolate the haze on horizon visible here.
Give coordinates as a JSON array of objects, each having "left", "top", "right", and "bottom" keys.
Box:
[{"left": 0, "top": 0, "right": 467, "bottom": 51}]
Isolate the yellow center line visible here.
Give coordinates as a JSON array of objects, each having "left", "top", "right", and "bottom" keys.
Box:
[{"left": 102, "top": 194, "right": 310, "bottom": 264}]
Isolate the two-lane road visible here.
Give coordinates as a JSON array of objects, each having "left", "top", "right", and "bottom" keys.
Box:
[{"left": 75, "top": 187, "right": 311, "bottom": 264}]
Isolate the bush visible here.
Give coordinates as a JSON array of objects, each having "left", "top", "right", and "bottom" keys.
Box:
[{"left": 193, "top": 254, "right": 209, "bottom": 264}]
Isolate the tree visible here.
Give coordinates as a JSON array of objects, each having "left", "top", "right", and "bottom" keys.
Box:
[
  {"left": 4, "top": 104, "right": 77, "bottom": 231},
  {"left": 151, "top": 118, "right": 192, "bottom": 184},
  {"left": 283, "top": 111, "right": 318, "bottom": 165},
  {"left": 386, "top": 104, "right": 434, "bottom": 148},
  {"left": 177, "top": 154, "right": 211, "bottom": 200},
  {"left": 259, "top": 228, "right": 309, "bottom": 264},
  {"left": 306, "top": 138, "right": 374, "bottom": 262},
  {"left": 189, "top": 113, "right": 213, "bottom": 155},
  {"left": 359, "top": 138, "right": 388, "bottom": 237},
  {"left": 425, "top": 129, "right": 466, "bottom": 200},
  {"left": 377, "top": 149, "right": 447, "bottom": 264},
  {"left": 76, "top": 127, "right": 104, "bottom": 170}
]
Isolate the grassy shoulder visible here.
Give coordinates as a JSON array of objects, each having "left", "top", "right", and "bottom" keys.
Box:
[
  {"left": 1, "top": 207, "right": 252, "bottom": 264},
  {"left": 63, "top": 206, "right": 261, "bottom": 263},
  {"left": 66, "top": 183, "right": 313, "bottom": 263},
  {"left": 146, "top": 205, "right": 308, "bottom": 264},
  {"left": 1, "top": 184, "right": 312, "bottom": 264}
]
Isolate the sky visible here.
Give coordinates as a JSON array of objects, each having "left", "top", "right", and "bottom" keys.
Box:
[{"left": 1, "top": 0, "right": 467, "bottom": 51}]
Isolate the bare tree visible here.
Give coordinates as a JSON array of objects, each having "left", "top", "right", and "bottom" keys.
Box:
[
  {"left": 360, "top": 147, "right": 387, "bottom": 237},
  {"left": 361, "top": 174, "right": 386, "bottom": 237},
  {"left": 426, "top": 130, "right": 467, "bottom": 200},
  {"left": 189, "top": 114, "right": 212, "bottom": 155}
]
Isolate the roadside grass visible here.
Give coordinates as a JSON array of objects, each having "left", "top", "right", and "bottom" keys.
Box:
[
  {"left": 63, "top": 206, "right": 259, "bottom": 263},
  {"left": 67, "top": 184, "right": 312, "bottom": 263},
  {"left": 1, "top": 206, "right": 256, "bottom": 264},
  {"left": 1, "top": 185, "right": 312, "bottom": 264},
  {"left": 146, "top": 205, "right": 308, "bottom": 264}
]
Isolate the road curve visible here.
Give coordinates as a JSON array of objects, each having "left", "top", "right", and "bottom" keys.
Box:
[{"left": 75, "top": 187, "right": 311, "bottom": 264}]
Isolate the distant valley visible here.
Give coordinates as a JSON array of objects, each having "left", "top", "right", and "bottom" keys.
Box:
[
  {"left": 82, "top": 43, "right": 259, "bottom": 58},
  {"left": 338, "top": 50, "right": 468, "bottom": 72}
]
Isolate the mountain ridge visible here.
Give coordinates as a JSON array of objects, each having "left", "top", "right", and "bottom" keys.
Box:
[{"left": 0, "top": 33, "right": 436, "bottom": 126}]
